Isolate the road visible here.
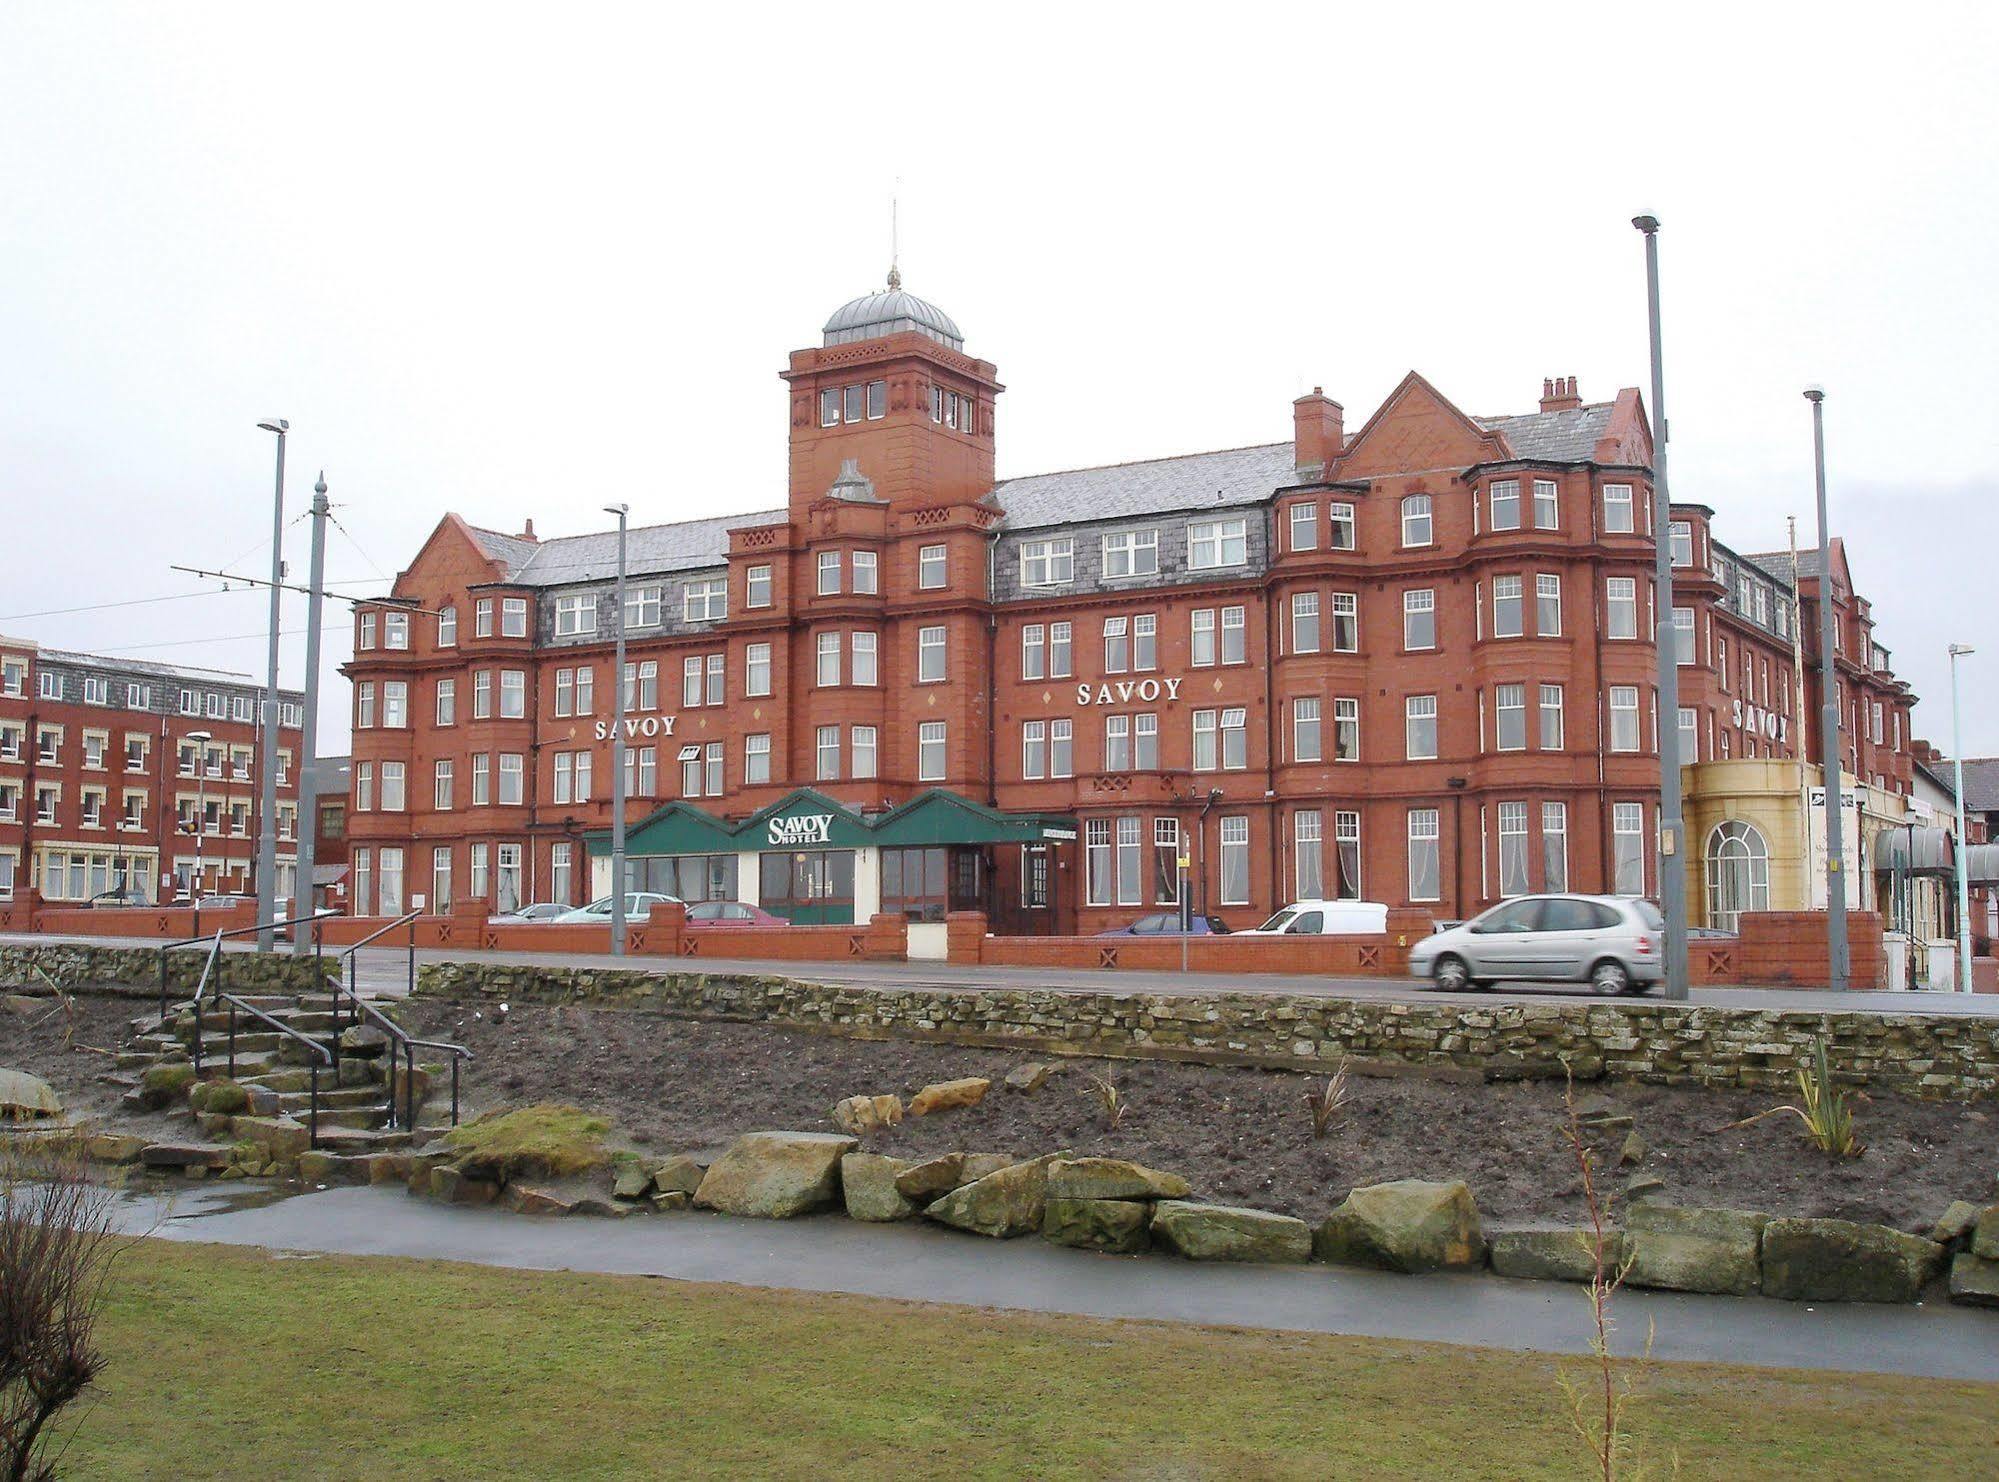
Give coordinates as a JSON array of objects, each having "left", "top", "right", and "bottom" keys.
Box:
[
  {"left": 113, "top": 1181, "right": 1999, "bottom": 1381},
  {"left": 12, "top": 929, "right": 1999, "bottom": 1014}
]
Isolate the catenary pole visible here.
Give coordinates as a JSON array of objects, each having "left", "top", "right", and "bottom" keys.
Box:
[
  {"left": 254, "top": 419, "right": 289, "bottom": 951},
  {"left": 292, "top": 475, "right": 329, "bottom": 952},
  {"left": 1805, "top": 387, "right": 1849, "bottom": 991},
  {"left": 1632, "top": 215, "right": 1688, "bottom": 999},
  {"left": 1951, "top": 644, "right": 1975, "bottom": 991},
  {"left": 606, "top": 504, "right": 630, "bottom": 956}
]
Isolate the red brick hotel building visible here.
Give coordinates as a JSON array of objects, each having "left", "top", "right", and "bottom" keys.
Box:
[{"left": 342, "top": 276, "right": 1916, "bottom": 935}]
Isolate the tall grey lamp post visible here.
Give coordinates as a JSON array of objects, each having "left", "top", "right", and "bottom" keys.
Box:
[
  {"left": 291, "top": 473, "right": 330, "bottom": 952},
  {"left": 1632, "top": 214, "right": 1688, "bottom": 999},
  {"left": 254, "top": 418, "right": 289, "bottom": 951},
  {"left": 1950, "top": 643, "right": 1976, "bottom": 991},
  {"left": 1805, "top": 388, "right": 1849, "bottom": 991},
  {"left": 605, "top": 503, "right": 630, "bottom": 957}
]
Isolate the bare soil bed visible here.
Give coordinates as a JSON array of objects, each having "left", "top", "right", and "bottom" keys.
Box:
[
  {"left": 400, "top": 999, "right": 1995, "bottom": 1230},
  {"left": 0, "top": 990, "right": 142, "bottom": 1120}
]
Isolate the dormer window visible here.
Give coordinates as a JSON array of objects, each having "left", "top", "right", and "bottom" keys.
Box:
[{"left": 1187, "top": 518, "right": 1246, "bottom": 571}]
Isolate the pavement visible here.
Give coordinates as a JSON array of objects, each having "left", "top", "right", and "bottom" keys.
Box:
[
  {"left": 13, "top": 929, "right": 1999, "bottom": 1014},
  {"left": 113, "top": 1181, "right": 1999, "bottom": 1381}
]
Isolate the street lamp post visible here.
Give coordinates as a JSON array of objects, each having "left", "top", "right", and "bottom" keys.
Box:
[
  {"left": 254, "top": 418, "right": 289, "bottom": 951},
  {"left": 292, "top": 474, "right": 330, "bottom": 952},
  {"left": 1950, "top": 643, "right": 1976, "bottom": 992},
  {"left": 1805, "top": 388, "right": 1849, "bottom": 991},
  {"left": 1632, "top": 214, "right": 1688, "bottom": 1000},
  {"left": 187, "top": 728, "right": 212, "bottom": 934},
  {"left": 605, "top": 503, "right": 630, "bottom": 957}
]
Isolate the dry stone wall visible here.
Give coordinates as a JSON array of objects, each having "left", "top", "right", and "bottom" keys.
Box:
[
  {"left": 0, "top": 941, "right": 336, "bottom": 995},
  {"left": 414, "top": 961, "right": 1999, "bottom": 1102}
]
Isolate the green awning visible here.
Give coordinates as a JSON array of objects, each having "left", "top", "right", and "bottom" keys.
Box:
[
  {"left": 584, "top": 787, "right": 1076, "bottom": 858},
  {"left": 869, "top": 789, "right": 1077, "bottom": 847}
]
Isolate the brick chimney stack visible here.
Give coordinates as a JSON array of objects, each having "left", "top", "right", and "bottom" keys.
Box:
[
  {"left": 1293, "top": 387, "right": 1345, "bottom": 476},
  {"left": 1539, "top": 375, "right": 1582, "bottom": 412},
  {"left": 520, "top": 518, "right": 538, "bottom": 541}
]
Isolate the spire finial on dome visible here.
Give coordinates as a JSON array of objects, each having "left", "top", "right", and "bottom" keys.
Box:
[
  {"left": 887, "top": 188, "right": 901, "bottom": 291},
  {"left": 887, "top": 263, "right": 901, "bottom": 291}
]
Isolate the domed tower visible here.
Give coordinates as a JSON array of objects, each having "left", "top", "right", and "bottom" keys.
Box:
[{"left": 780, "top": 268, "right": 1004, "bottom": 518}]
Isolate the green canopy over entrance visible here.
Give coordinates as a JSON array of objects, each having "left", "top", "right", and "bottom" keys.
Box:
[{"left": 583, "top": 787, "right": 1075, "bottom": 857}]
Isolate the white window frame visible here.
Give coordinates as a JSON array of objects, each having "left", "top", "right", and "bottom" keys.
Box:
[{"left": 1187, "top": 517, "right": 1247, "bottom": 571}]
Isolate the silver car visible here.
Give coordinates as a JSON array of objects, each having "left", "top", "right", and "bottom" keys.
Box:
[{"left": 1407, "top": 895, "right": 1665, "bottom": 995}]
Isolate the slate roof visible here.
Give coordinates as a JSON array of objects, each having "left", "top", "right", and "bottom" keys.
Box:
[
  {"left": 988, "top": 443, "right": 1298, "bottom": 532},
  {"left": 467, "top": 511, "right": 784, "bottom": 588},
  {"left": 1958, "top": 758, "right": 1999, "bottom": 813},
  {"left": 1474, "top": 403, "right": 1617, "bottom": 462},
  {"left": 1744, "top": 549, "right": 1822, "bottom": 587},
  {"left": 38, "top": 647, "right": 274, "bottom": 690}
]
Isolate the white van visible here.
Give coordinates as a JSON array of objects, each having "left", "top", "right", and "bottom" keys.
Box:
[{"left": 1239, "top": 900, "right": 1390, "bottom": 936}]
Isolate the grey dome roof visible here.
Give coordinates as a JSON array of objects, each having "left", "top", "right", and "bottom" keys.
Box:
[{"left": 822, "top": 269, "right": 963, "bottom": 351}]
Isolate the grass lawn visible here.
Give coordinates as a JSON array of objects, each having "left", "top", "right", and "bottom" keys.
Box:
[{"left": 52, "top": 1239, "right": 1997, "bottom": 1479}]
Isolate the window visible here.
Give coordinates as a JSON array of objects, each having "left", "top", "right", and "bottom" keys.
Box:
[
  {"left": 1220, "top": 707, "right": 1247, "bottom": 770},
  {"left": 1489, "top": 479, "right": 1520, "bottom": 531},
  {"left": 1133, "top": 613, "right": 1156, "bottom": 671},
  {"left": 1606, "top": 577, "right": 1637, "bottom": 639},
  {"left": 1050, "top": 719, "right": 1073, "bottom": 778},
  {"left": 1401, "top": 494, "right": 1433, "bottom": 547},
  {"left": 918, "top": 626, "right": 946, "bottom": 682},
  {"left": 1603, "top": 483, "right": 1634, "bottom": 533},
  {"left": 682, "top": 656, "right": 703, "bottom": 708},
  {"left": 0, "top": 658, "right": 22, "bottom": 697},
  {"left": 851, "top": 630, "right": 878, "bottom": 686},
  {"left": 1222, "top": 606, "right": 1246, "bottom": 664},
  {"left": 918, "top": 722, "right": 946, "bottom": 781},
  {"left": 1677, "top": 706, "right": 1698, "bottom": 762},
  {"left": 473, "top": 598, "right": 494, "bottom": 638},
  {"left": 684, "top": 578, "right": 727, "bottom": 623},
  {"left": 627, "top": 746, "right": 657, "bottom": 796},
  {"left": 1495, "top": 684, "right": 1526, "bottom": 751},
  {"left": 815, "top": 726, "right": 840, "bottom": 780},
  {"left": 1672, "top": 607, "right": 1695, "bottom": 664},
  {"left": 1218, "top": 816, "right": 1250, "bottom": 905},
  {"left": 1328, "top": 502, "right": 1356, "bottom": 551},
  {"left": 1085, "top": 819, "right": 1114, "bottom": 907},
  {"left": 495, "top": 845, "right": 523, "bottom": 916},
  {"left": 1323, "top": 696, "right": 1356, "bottom": 762},
  {"left": 432, "top": 848, "right": 454, "bottom": 913},
  {"left": 744, "top": 733, "right": 771, "bottom": 784},
  {"left": 499, "top": 670, "right": 525, "bottom": 719},
  {"left": 123, "top": 735, "right": 146, "bottom": 772},
  {"left": 1049, "top": 622, "right": 1072, "bottom": 678},
  {"left": 840, "top": 726, "right": 872, "bottom": 781},
  {"left": 0, "top": 783, "right": 14, "bottom": 822},
  {"left": 1022, "top": 721, "right": 1047, "bottom": 780},
  {"left": 472, "top": 671, "right": 492, "bottom": 719},
  {"left": 555, "top": 594, "right": 596, "bottom": 636},
  {"left": 82, "top": 675, "right": 109, "bottom": 706},
  {"left": 621, "top": 584, "right": 662, "bottom": 630},
  {"left": 122, "top": 791, "right": 144, "bottom": 830},
  {"left": 1407, "top": 809, "right": 1441, "bottom": 902},
  {"left": 82, "top": 732, "right": 105, "bottom": 769},
  {"left": 1329, "top": 592, "right": 1357, "bottom": 652},
  {"left": 1151, "top": 818, "right": 1180, "bottom": 905},
  {"left": 1111, "top": 816, "right": 1143, "bottom": 906},
  {"left": 1133, "top": 713, "right": 1157, "bottom": 770},
  {"left": 746, "top": 642, "right": 771, "bottom": 697},
  {"left": 1289, "top": 504, "right": 1318, "bottom": 553},
  {"left": 469, "top": 843, "right": 489, "bottom": 903},
  {"left": 817, "top": 551, "right": 842, "bottom": 595},
  {"left": 745, "top": 564, "right": 772, "bottom": 608},
  {"left": 1105, "top": 714, "right": 1131, "bottom": 771},
  {"left": 359, "top": 612, "right": 377, "bottom": 650},
  {"left": 678, "top": 744, "right": 703, "bottom": 797},
  {"left": 1294, "top": 810, "right": 1323, "bottom": 898},
  {"left": 355, "top": 762, "right": 374, "bottom": 812},
  {"left": 1403, "top": 589, "right": 1435, "bottom": 650},
  {"left": 1188, "top": 517, "right": 1247, "bottom": 570},
  {"left": 1292, "top": 697, "right": 1321, "bottom": 762},
  {"left": 501, "top": 598, "right": 528, "bottom": 637},
  {"left": 382, "top": 681, "right": 407, "bottom": 729},
  {"left": 1609, "top": 686, "right": 1640, "bottom": 752},
  {"left": 434, "top": 759, "right": 454, "bottom": 810},
  {"left": 126, "top": 682, "right": 151, "bottom": 710},
  {"left": 79, "top": 789, "right": 103, "bottom": 830},
  {"left": 553, "top": 752, "right": 576, "bottom": 804},
  {"left": 1492, "top": 576, "right": 1523, "bottom": 638},
  {"left": 1613, "top": 803, "right": 1645, "bottom": 896},
  {"left": 353, "top": 848, "right": 373, "bottom": 916},
  {"left": 1193, "top": 710, "right": 1218, "bottom": 772},
  {"left": 1497, "top": 802, "right": 1529, "bottom": 896},
  {"left": 1191, "top": 610, "right": 1216, "bottom": 667},
  {"left": 906, "top": 543, "right": 944, "bottom": 595},
  {"left": 1536, "top": 574, "right": 1562, "bottom": 637},
  {"left": 816, "top": 633, "right": 841, "bottom": 687},
  {"left": 1021, "top": 625, "right": 1045, "bottom": 681},
  {"left": 1533, "top": 479, "right": 1559, "bottom": 530},
  {"left": 1539, "top": 684, "right": 1565, "bottom": 750},
  {"left": 1405, "top": 695, "right": 1438, "bottom": 760},
  {"left": 843, "top": 384, "right": 864, "bottom": 423},
  {"left": 819, "top": 388, "right": 839, "bottom": 426},
  {"left": 35, "top": 786, "right": 57, "bottom": 825},
  {"left": 380, "top": 761, "right": 406, "bottom": 812},
  {"left": 1103, "top": 617, "right": 1129, "bottom": 672},
  {"left": 0, "top": 725, "right": 19, "bottom": 763},
  {"left": 851, "top": 552, "right": 878, "bottom": 595},
  {"left": 1669, "top": 521, "right": 1693, "bottom": 568},
  {"left": 356, "top": 682, "right": 375, "bottom": 729},
  {"left": 437, "top": 605, "right": 457, "bottom": 647},
  {"left": 435, "top": 677, "right": 457, "bottom": 726},
  {"left": 1102, "top": 530, "right": 1159, "bottom": 579},
  {"left": 1020, "top": 539, "right": 1073, "bottom": 587},
  {"left": 498, "top": 753, "right": 524, "bottom": 805}
]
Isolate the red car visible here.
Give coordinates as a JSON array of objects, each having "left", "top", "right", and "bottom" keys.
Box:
[{"left": 684, "top": 901, "right": 791, "bottom": 928}]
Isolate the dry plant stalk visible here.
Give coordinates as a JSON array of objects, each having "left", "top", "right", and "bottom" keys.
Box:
[
  {"left": 1, "top": 1148, "right": 123, "bottom": 1482},
  {"left": 1303, "top": 1065, "right": 1353, "bottom": 1139},
  {"left": 1084, "top": 1073, "right": 1127, "bottom": 1132},
  {"left": 1721, "top": 1038, "right": 1864, "bottom": 1157}
]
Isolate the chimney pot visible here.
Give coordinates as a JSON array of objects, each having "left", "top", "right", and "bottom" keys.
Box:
[
  {"left": 1292, "top": 388, "right": 1346, "bottom": 477},
  {"left": 1539, "top": 375, "right": 1583, "bottom": 413}
]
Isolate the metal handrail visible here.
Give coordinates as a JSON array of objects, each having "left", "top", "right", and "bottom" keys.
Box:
[
  {"left": 332, "top": 911, "right": 472, "bottom": 1130},
  {"left": 157, "top": 909, "right": 340, "bottom": 1021},
  {"left": 193, "top": 991, "right": 333, "bottom": 1149}
]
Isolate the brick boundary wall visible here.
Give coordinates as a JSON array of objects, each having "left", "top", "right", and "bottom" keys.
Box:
[
  {"left": 410, "top": 959, "right": 1999, "bottom": 1102},
  {"left": 0, "top": 941, "right": 336, "bottom": 995}
]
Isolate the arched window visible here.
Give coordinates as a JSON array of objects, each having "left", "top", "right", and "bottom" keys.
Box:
[{"left": 1706, "top": 820, "right": 1769, "bottom": 932}]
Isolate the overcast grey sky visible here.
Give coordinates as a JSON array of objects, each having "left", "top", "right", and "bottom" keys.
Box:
[{"left": 3, "top": 3, "right": 1994, "bottom": 756}]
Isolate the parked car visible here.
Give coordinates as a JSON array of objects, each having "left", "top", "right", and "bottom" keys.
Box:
[
  {"left": 87, "top": 886, "right": 152, "bottom": 908},
  {"left": 685, "top": 901, "right": 790, "bottom": 928},
  {"left": 1407, "top": 895, "right": 1665, "bottom": 995},
  {"left": 1239, "top": 900, "right": 1390, "bottom": 936},
  {"left": 553, "top": 892, "right": 681, "bottom": 924},
  {"left": 1096, "top": 912, "right": 1232, "bottom": 937},
  {"left": 490, "top": 902, "right": 571, "bottom": 924}
]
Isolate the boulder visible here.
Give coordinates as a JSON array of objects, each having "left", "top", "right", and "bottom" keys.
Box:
[
  {"left": 188, "top": 1079, "right": 250, "bottom": 1116},
  {"left": 1489, "top": 1227, "right": 1624, "bottom": 1284},
  {"left": 1624, "top": 1174, "right": 1666, "bottom": 1203},
  {"left": 1042, "top": 1197, "right": 1152, "bottom": 1254},
  {"left": 1618, "top": 1132, "right": 1646, "bottom": 1168},
  {"left": 138, "top": 1062, "right": 196, "bottom": 1109},
  {"left": 139, "top": 1141, "right": 228, "bottom": 1170},
  {"left": 509, "top": 1185, "right": 576, "bottom": 1216},
  {"left": 652, "top": 1190, "right": 691, "bottom": 1212},
  {"left": 1623, "top": 1205, "right": 1767, "bottom": 1297},
  {"left": 1760, "top": 1217, "right": 1944, "bottom": 1304},
  {"left": 569, "top": 1195, "right": 628, "bottom": 1218},
  {"left": 649, "top": 1154, "right": 707, "bottom": 1196},
  {"left": 1930, "top": 1200, "right": 1981, "bottom": 1247},
  {"left": 894, "top": 1153, "right": 967, "bottom": 1202},
  {"left": 612, "top": 1162, "right": 653, "bottom": 1200},
  {"left": 909, "top": 1078, "right": 991, "bottom": 1116},
  {"left": 831, "top": 1094, "right": 904, "bottom": 1136},
  {"left": 85, "top": 1132, "right": 149, "bottom": 1165},
  {"left": 242, "top": 1085, "right": 284, "bottom": 1117},
  {"left": 958, "top": 1153, "right": 1018, "bottom": 1184},
  {"left": 1004, "top": 1062, "right": 1053, "bottom": 1094},
  {"left": 1948, "top": 1253, "right": 1999, "bottom": 1308},
  {"left": 1314, "top": 1180, "right": 1486, "bottom": 1273},
  {"left": 429, "top": 1165, "right": 499, "bottom": 1206},
  {"left": 841, "top": 1153, "right": 919, "bottom": 1222},
  {"left": 1151, "top": 1201, "right": 1312, "bottom": 1264},
  {"left": 230, "top": 1115, "right": 312, "bottom": 1159},
  {"left": 1973, "top": 1205, "right": 1999, "bottom": 1262},
  {"left": 925, "top": 1153, "right": 1066, "bottom": 1238},
  {"left": 0, "top": 1068, "right": 62, "bottom": 1120},
  {"left": 296, "top": 1150, "right": 342, "bottom": 1184},
  {"left": 339, "top": 1024, "right": 390, "bottom": 1058},
  {"left": 693, "top": 1131, "right": 857, "bottom": 1219},
  {"left": 1046, "top": 1157, "right": 1189, "bottom": 1202}
]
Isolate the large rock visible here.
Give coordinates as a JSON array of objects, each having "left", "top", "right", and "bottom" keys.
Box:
[
  {"left": 925, "top": 1153, "right": 1065, "bottom": 1238},
  {"left": 230, "top": 1115, "right": 312, "bottom": 1159},
  {"left": 1489, "top": 1227, "right": 1624, "bottom": 1284},
  {"left": 909, "top": 1078, "right": 991, "bottom": 1116},
  {"left": 188, "top": 1079, "right": 250, "bottom": 1116},
  {"left": 1151, "top": 1201, "right": 1312, "bottom": 1264},
  {"left": 1042, "top": 1197, "right": 1152, "bottom": 1254},
  {"left": 1623, "top": 1205, "right": 1767, "bottom": 1297},
  {"left": 0, "top": 1068, "right": 63, "bottom": 1119},
  {"left": 650, "top": 1154, "right": 707, "bottom": 1196},
  {"left": 1314, "top": 1180, "right": 1486, "bottom": 1273},
  {"left": 1930, "top": 1200, "right": 1981, "bottom": 1247},
  {"left": 1004, "top": 1062, "right": 1053, "bottom": 1094},
  {"left": 138, "top": 1062, "right": 196, "bottom": 1109},
  {"left": 1760, "top": 1217, "right": 1944, "bottom": 1304},
  {"left": 831, "top": 1094, "right": 904, "bottom": 1136},
  {"left": 1973, "top": 1205, "right": 1999, "bottom": 1262},
  {"left": 841, "top": 1153, "right": 919, "bottom": 1222},
  {"left": 85, "top": 1132, "right": 149, "bottom": 1165},
  {"left": 894, "top": 1152, "right": 966, "bottom": 1202},
  {"left": 612, "top": 1162, "right": 653, "bottom": 1200},
  {"left": 1948, "top": 1253, "right": 1999, "bottom": 1308},
  {"left": 1046, "top": 1157, "right": 1189, "bottom": 1202},
  {"left": 958, "top": 1153, "right": 1018, "bottom": 1184},
  {"left": 693, "top": 1131, "right": 857, "bottom": 1219}
]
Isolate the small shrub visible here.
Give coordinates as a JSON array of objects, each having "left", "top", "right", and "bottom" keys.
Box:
[
  {"left": 1724, "top": 1038, "right": 1864, "bottom": 1157},
  {"left": 1303, "top": 1066, "right": 1352, "bottom": 1139},
  {"left": 1084, "top": 1074, "right": 1127, "bottom": 1132}
]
